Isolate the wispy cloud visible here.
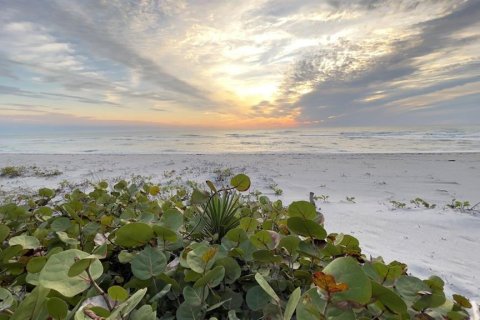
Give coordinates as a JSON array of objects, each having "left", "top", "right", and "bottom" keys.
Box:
[{"left": 0, "top": 0, "right": 479, "bottom": 127}]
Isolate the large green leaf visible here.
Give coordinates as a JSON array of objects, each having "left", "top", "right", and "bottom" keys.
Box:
[
  {"left": 186, "top": 244, "right": 218, "bottom": 273},
  {"left": 46, "top": 297, "right": 68, "bottom": 320},
  {"left": 395, "top": 275, "right": 430, "bottom": 306},
  {"left": 39, "top": 249, "right": 103, "bottom": 297},
  {"left": 9, "top": 234, "right": 41, "bottom": 250},
  {"left": 246, "top": 285, "right": 270, "bottom": 311},
  {"left": 288, "top": 201, "right": 316, "bottom": 220},
  {"left": 295, "top": 288, "right": 326, "bottom": 320},
  {"left": 114, "top": 223, "right": 154, "bottom": 248},
  {"left": 194, "top": 266, "right": 225, "bottom": 288},
  {"left": 250, "top": 230, "right": 279, "bottom": 250},
  {"left": 159, "top": 208, "right": 183, "bottom": 230},
  {"left": 0, "top": 224, "right": 10, "bottom": 243},
  {"left": 371, "top": 281, "right": 407, "bottom": 315},
  {"left": 214, "top": 257, "right": 241, "bottom": 284},
  {"left": 108, "top": 286, "right": 129, "bottom": 302},
  {"left": 279, "top": 235, "right": 300, "bottom": 254},
  {"left": 323, "top": 257, "right": 372, "bottom": 304},
  {"left": 130, "top": 245, "right": 167, "bottom": 280},
  {"left": 130, "top": 305, "right": 156, "bottom": 320},
  {"left": 176, "top": 302, "right": 202, "bottom": 320},
  {"left": 230, "top": 174, "right": 251, "bottom": 191},
  {"left": 0, "top": 288, "right": 14, "bottom": 311},
  {"left": 183, "top": 286, "right": 208, "bottom": 307},
  {"left": 287, "top": 217, "right": 326, "bottom": 239},
  {"left": 326, "top": 307, "right": 356, "bottom": 320}
]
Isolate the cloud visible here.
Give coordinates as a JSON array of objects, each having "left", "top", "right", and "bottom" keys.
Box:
[
  {"left": 0, "top": 0, "right": 479, "bottom": 127},
  {"left": 259, "top": 0, "right": 480, "bottom": 125},
  {"left": 0, "top": 1, "right": 216, "bottom": 109}
]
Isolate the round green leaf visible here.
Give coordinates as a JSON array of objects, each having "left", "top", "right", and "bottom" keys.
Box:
[
  {"left": 153, "top": 225, "right": 178, "bottom": 242},
  {"left": 230, "top": 174, "right": 251, "bottom": 192},
  {"left": 246, "top": 285, "right": 270, "bottom": 311},
  {"left": 149, "top": 185, "right": 160, "bottom": 196},
  {"left": 193, "top": 266, "right": 225, "bottom": 288},
  {"left": 279, "top": 235, "right": 300, "bottom": 254},
  {"left": 108, "top": 286, "right": 129, "bottom": 302},
  {"left": 287, "top": 218, "right": 326, "bottom": 239},
  {"left": 176, "top": 302, "right": 202, "bottom": 320},
  {"left": 114, "top": 223, "right": 154, "bottom": 248},
  {"left": 183, "top": 286, "right": 208, "bottom": 307},
  {"left": 288, "top": 201, "right": 316, "bottom": 220},
  {"left": 395, "top": 275, "right": 430, "bottom": 305},
  {"left": 26, "top": 256, "right": 48, "bottom": 273},
  {"left": 39, "top": 188, "right": 55, "bottom": 198},
  {"left": 0, "top": 225, "right": 10, "bottom": 243},
  {"left": 47, "top": 297, "right": 68, "bottom": 319},
  {"left": 323, "top": 257, "right": 372, "bottom": 304},
  {"left": 67, "top": 258, "right": 92, "bottom": 277},
  {"left": 186, "top": 244, "right": 218, "bottom": 274},
  {"left": 130, "top": 304, "right": 156, "bottom": 320},
  {"left": 39, "top": 249, "right": 103, "bottom": 297},
  {"left": 215, "top": 257, "right": 241, "bottom": 284},
  {"left": 252, "top": 250, "right": 282, "bottom": 263},
  {"left": 371, "top": 281, "right": 407, "bottom": 315},
  {"left": 51, "top": 217, "right": 72, "bottom": 232},
  {"left": 130, "top": 245, "right": 166, "bottom": 280},
  {"left": 159, "top": 209, "right": 183, "bottom": 231},
  {"left": 250, "top": 230, "right": 278, "bottom": 250},
  {"left": 9, "top": 234, "right": 41, "bottom": 250},
  {"left": 35, "top": 206, "right": 53, "bottom": 217},
  {"left": 0, "top": 288, "right": 14, "bottom": 311},
  {"left": 239, "top": 217, "right": 258, "bottom": 233}
]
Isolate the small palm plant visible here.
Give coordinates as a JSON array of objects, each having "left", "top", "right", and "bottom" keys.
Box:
[{"left": 202, "top": 191, "right": 241, "bottom": 240}]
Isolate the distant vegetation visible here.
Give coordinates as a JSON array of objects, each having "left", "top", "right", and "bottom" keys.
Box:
[
  {"left": 0, "top": 166, "right": 62, "bottom": 178},
  {"left": 0, "top": 174, "right": 473, "bottom": 319}
]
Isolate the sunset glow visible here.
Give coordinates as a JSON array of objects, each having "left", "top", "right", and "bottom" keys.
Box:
[{"left": 1, "top": 0, "right": 479, "bottom": 128}]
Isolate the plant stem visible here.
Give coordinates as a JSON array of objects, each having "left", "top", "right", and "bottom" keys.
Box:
[{"left": 86, "top": 268, "right": 114, "bottom": 311}]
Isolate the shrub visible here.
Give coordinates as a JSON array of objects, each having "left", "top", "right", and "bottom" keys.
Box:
[
  {"left": 0, "top": 174, "right": 471, "bottom": 319},
  {"left": 0, "top": 166, "right": 24, "bottom": 178}
]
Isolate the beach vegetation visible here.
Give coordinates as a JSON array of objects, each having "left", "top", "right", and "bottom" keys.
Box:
[
  {"left": 447, "top": 199, "right": 470, "bottom": 211},
  {"left": 213, "top": 167, "right": 233, "bottom": 182},
  {"left": 0, "top": 174, "right": 471, "bottom": 319},
  {"left": 0, "top": 166, "right": 25, "bottom": 178},
  {"left": 447, "top": 199, "right": 480, "bottom": 214},
  {"left": 269, "top": 182, "right": 284, "bottom": 196},
  {"left": 390, "top": 200, "right": 407, "bottom": 209},
  {"left": 0, "top": 166, "right": 62, "bottom": 179},
  {"left": 410, "top": 197, "right": 436, "bottom": 209},
  {"left": 314, "top": 194, "right": 330, "bottom": 202}
]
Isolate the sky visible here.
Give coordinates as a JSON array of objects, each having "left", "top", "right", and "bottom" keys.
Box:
[{"left": 0, "top": 0, "right": 479, "bottom": 129}]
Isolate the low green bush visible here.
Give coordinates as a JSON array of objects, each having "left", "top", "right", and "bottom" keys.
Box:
[{"left": 0, "top": 174, "right": 471, "bottom": 319}]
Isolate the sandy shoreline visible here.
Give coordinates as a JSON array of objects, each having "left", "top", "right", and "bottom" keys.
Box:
[{"left": 1, "top": 152, "right": 479, "bottom": 300}]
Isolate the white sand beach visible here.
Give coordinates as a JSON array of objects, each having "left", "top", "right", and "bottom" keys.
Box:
[{"left": 1, "top": 152, "right": 479, "bottom": 300}]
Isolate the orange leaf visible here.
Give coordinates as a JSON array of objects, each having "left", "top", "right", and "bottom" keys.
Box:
[{"left": 313, "top": 271, "right": 349, "bottom": 293}]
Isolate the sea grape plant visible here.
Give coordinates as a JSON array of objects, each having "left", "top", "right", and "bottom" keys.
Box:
[{"left": 0, "top": 174, "right": 472, "bottom": 319}]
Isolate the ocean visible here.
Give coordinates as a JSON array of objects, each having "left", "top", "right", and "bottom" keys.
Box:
[{"left": 1, "top": 126, "right": 479, "bottom": 154}]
